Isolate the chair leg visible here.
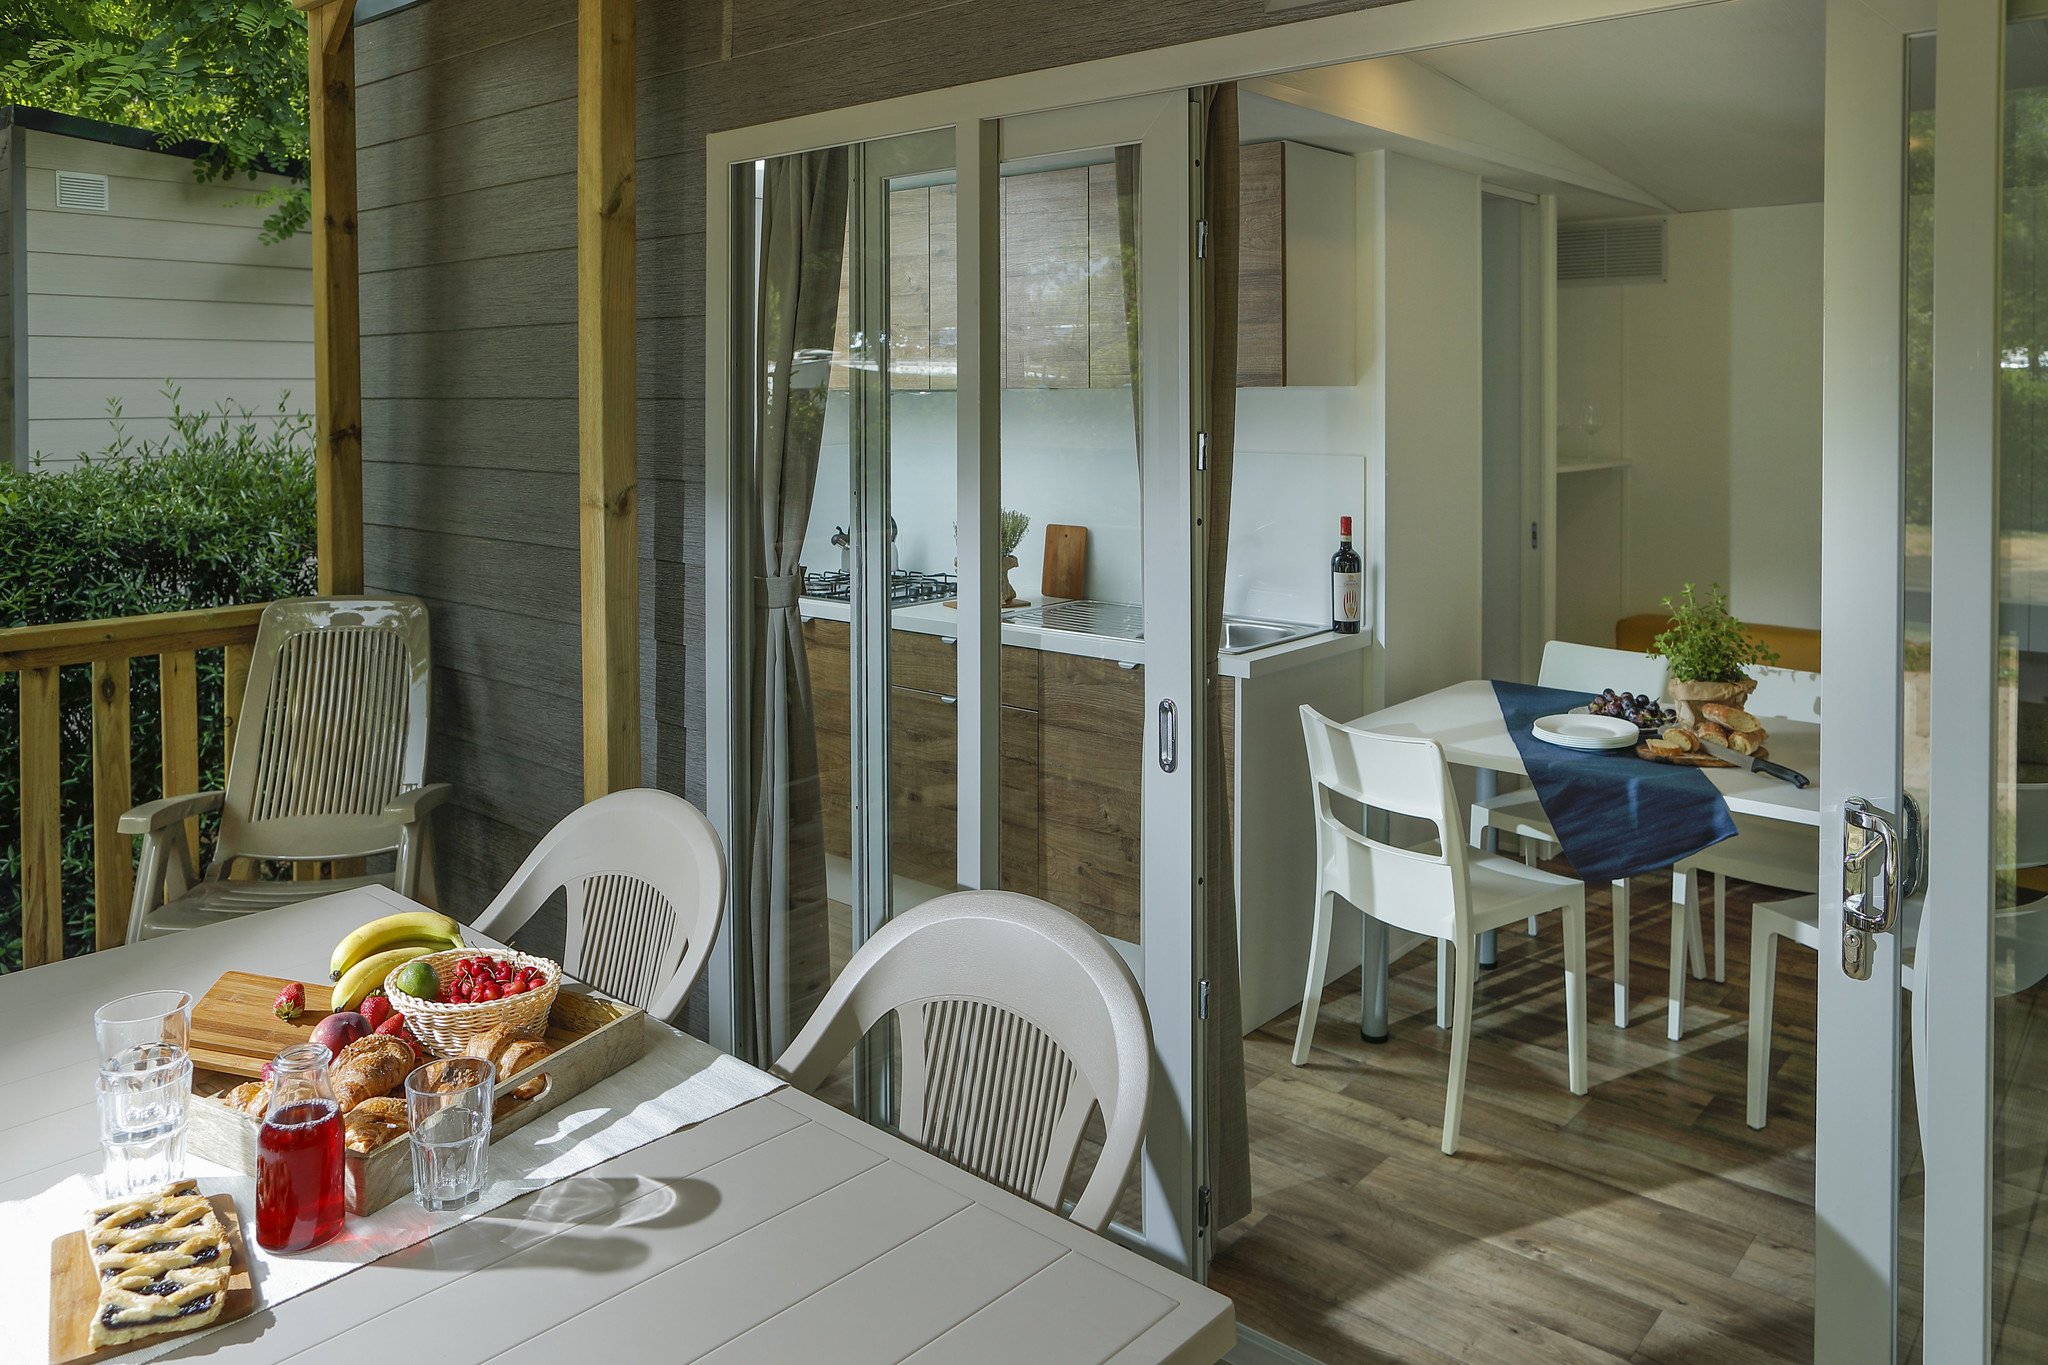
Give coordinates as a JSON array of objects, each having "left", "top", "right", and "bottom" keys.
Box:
[
  {"left": 1563, "top": 899, "right": 1589, "bottom": 1096},
  {"left": 1668, "top": 870, "right": 1694, "bottom": 1041},
  {"left": 1525, "top": 844, "right": 1540, "bottom": 937},
  {"left": 1714, "top": 871, "right": 1727, "bottom": 984},
  {"left": 1747, "top": 923, "right": 1780, "bottom": 1129},
  {"left": 1436, "top": 939, "right": 1452, "bottom": 1030},
  {"left": 1611, "top": 878, "right": 1631, "bottom": 1029},
  {"left": 1443, "top": 933, "right": 1479, "bottom": 1155},
  {"left": 1291, "top": 887, "right": 1338, "bottom": 1067}
]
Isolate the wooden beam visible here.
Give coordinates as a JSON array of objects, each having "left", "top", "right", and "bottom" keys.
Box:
[
  {"left": 160, "top": 651, "right": 202, "bottom": 866},
  {"left": 308, "top": 0, "right": 363, "bottom": 596},
  {"left": 91, "top": 658, "right": 134, "bottom": 953},
  {"left": 577, "top": 0, "right": 640, "bottom": 800},
  {"left": 19, "top": 667, "right": 62, "bottom": 967},
  {"left": 0, "top": 602, "right": 265, "bottom": 672}
]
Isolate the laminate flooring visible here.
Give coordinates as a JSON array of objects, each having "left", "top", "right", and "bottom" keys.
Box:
[{"left": 1208, "top": 871, "right": 2048, "bottom": 1364}]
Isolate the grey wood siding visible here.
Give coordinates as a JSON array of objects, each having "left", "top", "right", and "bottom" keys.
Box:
[
  {"left": 352, "top": 0, "right": 1390, "bottom": 917},
  {"left": 20, "top": 130, "right": 312, "bottom": 467},
  {"left": 1, "top": 127, "right": 14, "bottom": 466}
]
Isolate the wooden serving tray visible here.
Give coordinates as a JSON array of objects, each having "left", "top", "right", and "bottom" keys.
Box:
[
  {"left": 191, "top": 971, "right": 338, "bottom": 1079},
  {"left": 186, "top": 978, "right": 645, "bottom": 1216},
  {"left": 49, "top": 1194, "right": 255, "bottom": 1365},
  {"left": 1634, "top": 741, "right": 1767, "bottom": 769}
]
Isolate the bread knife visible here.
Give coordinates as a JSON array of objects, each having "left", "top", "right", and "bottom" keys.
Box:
[{"left": 1697, "top": 736, "right": 1811, "bottom": 788}]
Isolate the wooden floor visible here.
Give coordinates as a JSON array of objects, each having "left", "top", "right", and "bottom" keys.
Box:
[{"left": 1210, "top": 874, "right": 1826, "bottom": 1364}]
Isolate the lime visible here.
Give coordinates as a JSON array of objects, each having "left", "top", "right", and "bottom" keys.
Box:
[{"left": 393, "top": 959, "right": 440, "bottom": 1001}]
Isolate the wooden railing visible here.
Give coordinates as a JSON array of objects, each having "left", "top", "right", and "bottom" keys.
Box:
[{"left": 3, "top": 603, "right": 268, "bottom": 967}]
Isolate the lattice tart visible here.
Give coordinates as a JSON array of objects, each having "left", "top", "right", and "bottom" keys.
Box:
[{"left": 82, "top": 1178, "right": 233, "bottom": 1349}]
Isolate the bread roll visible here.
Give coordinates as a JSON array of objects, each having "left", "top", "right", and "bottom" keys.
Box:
[
  {"left": 331, "top": 1034, "right": 416, "bottom": 1112},
  {"left": 497, "top": 1040, "right": 554, "bottom": 1100},
  {"left": 1699, "top": 703, "right": 1762, "bottom": 734},
  {"left": 343, "top": 1100, "right": 408, "bottom": 1153},
  {"left": 224, "top": 1081, "right": 270, "bottom": 1117}
]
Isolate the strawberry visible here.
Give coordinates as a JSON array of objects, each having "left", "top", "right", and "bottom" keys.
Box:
[
  {"left": 272, "top": 981, "right": 306, "bottom": 1023},
  {"left": 375, "top": 1012, "right": 422, "bottom": 1058},
  {"left": 359, "top": 994, "right": 397, "bottom": 1031}
]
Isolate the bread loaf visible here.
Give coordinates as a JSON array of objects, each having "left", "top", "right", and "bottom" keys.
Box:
[
  {"left": 1659, "top": 727, "right": 1700, "bottom": 753},
  {"left": 1697, "top": 721, "right": 1731, "bottom": 746},
  {"left": 1645, "top": 736, "right": 1687, "bottom": 758},
  {"left": 1699, "top": 703, "right": 1763, "bottom": 734},
  {"left": 1726, "top": 729, "right": 1767, "bottom": 756},
  {"left": 331, "top": 1035, "right": 416, "bottom": 1112}
]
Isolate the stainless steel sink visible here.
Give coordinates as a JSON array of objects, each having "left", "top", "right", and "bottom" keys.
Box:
[{"left": 1219, "top": 618, "right": 1323, "bottom": 654}]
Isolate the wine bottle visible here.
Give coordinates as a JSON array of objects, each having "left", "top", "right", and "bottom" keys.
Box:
[{"left": 1331, "top": 516, "right": 1362, "bottom": 635}]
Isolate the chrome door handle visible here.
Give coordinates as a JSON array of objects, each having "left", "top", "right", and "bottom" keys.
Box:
[
  {"left": 1841, "top": 797, "right": 1903, "bottom": 981},
  {"left": 1158, "top": 699, "right": 1178, "bottom": 773}
]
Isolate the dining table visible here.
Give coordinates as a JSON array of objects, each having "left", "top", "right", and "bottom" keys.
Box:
[
  {"left": 2, "top": 888, "right": 1233, "bottom": 1364},
  {"left": 1345, "top": 679, "right": 1822, "bottom": 1039}
]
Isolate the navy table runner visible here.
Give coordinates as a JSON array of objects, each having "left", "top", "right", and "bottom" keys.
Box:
[{"left": 1490, "top": 679, "right": 1735, "bottom": 883}]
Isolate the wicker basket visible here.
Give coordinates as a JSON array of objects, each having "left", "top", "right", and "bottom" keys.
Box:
[{"left": 383, "top": 948, "right": 560, "bottom": 1059}]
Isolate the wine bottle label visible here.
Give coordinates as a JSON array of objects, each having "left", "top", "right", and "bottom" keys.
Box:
[{"left": 1333, "top": 571, "right": 1362, "bottom": 624}]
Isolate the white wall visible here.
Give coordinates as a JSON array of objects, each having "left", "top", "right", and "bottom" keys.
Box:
[
  {"left": 21, "top": 129, "right": 313, "bottom": 468},
  {"left": 1555, "top": 202, "right": 1822, "bottom": 638}
]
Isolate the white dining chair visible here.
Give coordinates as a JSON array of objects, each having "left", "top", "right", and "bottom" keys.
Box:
[
  {"left": 1292, "top": 707, "right": 1588, "bottom": 1155},
  {"left": 121, "top": 597, "right": 452, "bottom": 943},
  {"left": 772, "top": 889, "right": 1151, "bottom": 1232},
  {"left": 1467, "top": 639, "right": 1700, "bottom": 1029},
  {"left": 1666, "top": 666, "right": 1821, "bottom": 1041},
  {"left": 472, "top": 789, "right": 726, "bottom": 1024}
]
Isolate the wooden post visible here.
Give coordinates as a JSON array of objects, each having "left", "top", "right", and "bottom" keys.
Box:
[
  {"left": 19, "top": 667, "right": 63, "bottom": 967},
  {"left": 91, "top": 658, "right": 134, "bottom": 953},
  {"left": 160, "top": 651, "right": 201, "bottom": 865},
  {"left": 577, "top": 0, "right": 640, "bottom": 800},
  {"left": 304, "top": 0, "right": 363, "bottom": 596}
]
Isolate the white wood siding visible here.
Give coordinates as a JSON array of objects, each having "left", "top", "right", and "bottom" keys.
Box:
[{"left": 20, "top": 128, "right": 313, "bottom": 468}]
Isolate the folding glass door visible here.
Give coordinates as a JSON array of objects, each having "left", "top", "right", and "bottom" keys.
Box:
[{"left": 716, "top": 92, "right": 1208, "bottom": 1270}]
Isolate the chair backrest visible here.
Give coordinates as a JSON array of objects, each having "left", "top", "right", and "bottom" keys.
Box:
[
  {"left": 217, "top": 597, "right": 433, "bottom": 863},
  {"left": 771, "top": 891, "right": 1151, "bottom": 1233},
  {"left": 1747, "top": 666, "right": 1823, "bottom": 722},
  {"left": 472, "top": 790, "right": 726, "bottom": 1023},
  {"left": 1539, "top": 640, "right": 1671, "bottom": 700},
  {"left": 1299, "top": 706, "right": 1470, "bottom": 942}
]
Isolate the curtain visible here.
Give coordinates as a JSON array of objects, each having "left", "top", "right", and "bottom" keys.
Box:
[
  {"left": 741, "top": 148, "right": 851, "bottom": 1064},
  {"left": 1199, "top": 83, "right": 1251, "bottom": 1232}
]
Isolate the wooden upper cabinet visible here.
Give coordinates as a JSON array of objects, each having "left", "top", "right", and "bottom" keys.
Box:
[{"left": 1237, "top": 140, "right": 1358, "bottom": 388}]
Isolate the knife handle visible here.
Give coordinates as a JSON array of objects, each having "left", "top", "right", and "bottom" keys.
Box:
[{"left": 1757, "top": 757, "right": 1810, "bottom": 788}]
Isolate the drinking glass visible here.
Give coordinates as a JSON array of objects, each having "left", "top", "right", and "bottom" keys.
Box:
[
  {"left": 94, "top": 990, "right": 192, "bottom": 1066},
  {"left": 405, "top": 1058, "right": 494, "bottom": 1212},
  {"left": 96, "top": 1042, "right": 191, "bottom": 1197}
]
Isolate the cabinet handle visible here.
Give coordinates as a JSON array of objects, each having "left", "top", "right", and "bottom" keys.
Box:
[
  {"left": 1118, "top": 660, "right": 1140, "bottom": 671},
  {"left": 940, "top": 637, "right": 957, "bottom": 646},
  {"left": 1158, "top": 699, "right": 1178, "bottom": 773},
  {"left": 940, "top": 695, "right": 958, "bottom": 706}
]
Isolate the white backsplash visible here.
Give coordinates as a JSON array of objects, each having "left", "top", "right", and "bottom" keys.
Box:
[{"left": 805, "top": 385, "right": 1366, "bottom": 627}]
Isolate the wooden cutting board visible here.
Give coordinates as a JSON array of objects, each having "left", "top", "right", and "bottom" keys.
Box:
[
  {"left": 1041, "top": 524, "right": 1087, "bottom": 600},
  {"left": 1634, "top": 741, "right": 1766, "bottom": 769},
  {"left": 49, "top": 1194, "right": 256, "bottom": 1364},
  {"left": 189, "top": 972, "right": 332, "bottom": 1079}
]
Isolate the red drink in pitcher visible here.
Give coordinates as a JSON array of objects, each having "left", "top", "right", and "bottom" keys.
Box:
[{"left": 256, "top": 1044, "right": 346, "bottom": 1252}]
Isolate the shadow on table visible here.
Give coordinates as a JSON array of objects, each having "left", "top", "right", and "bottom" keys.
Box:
[{"left": 396, "top": 1174, "right": 721, "bottom": 1276}]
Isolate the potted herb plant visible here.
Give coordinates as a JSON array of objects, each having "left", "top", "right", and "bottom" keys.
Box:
[
  {"left": 1650, "top": 583, "right": 1781, "bottom": 725},
  {"left": 998, "top": 507, "right": 1031, "bottom": 607}
]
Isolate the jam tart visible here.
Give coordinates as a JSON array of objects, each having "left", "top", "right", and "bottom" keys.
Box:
[{"left": 83, "top": 1179, "right": 232, "bottom": 1349}]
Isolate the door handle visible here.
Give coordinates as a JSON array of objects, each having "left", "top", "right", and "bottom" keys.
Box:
[
  {"left": 1158, "top": 699, "right": 1178, "bottom": 773},
  {"left": 1841, "top": 797, "right": 1903, "bottom": 981}
]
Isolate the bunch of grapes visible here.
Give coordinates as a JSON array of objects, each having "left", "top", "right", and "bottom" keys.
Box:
[{"left": 1589, "top": 688, "right": 1675, "bottom": 731}]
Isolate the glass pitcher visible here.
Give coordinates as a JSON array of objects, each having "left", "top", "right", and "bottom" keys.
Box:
[{"left": 255, "top": 1043, "right": 346, "bottom": 1252}]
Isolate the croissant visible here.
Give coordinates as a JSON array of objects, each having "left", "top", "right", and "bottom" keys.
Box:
[
  {"left": 464, "top": 1025, "right": 553, "bottom": 1101},
  {"left": 331, "top": 1035, "right": 417, "bottom": 1112},
  {"left": 343, "top": 1097, "right": 410, "bottom": 1153}
]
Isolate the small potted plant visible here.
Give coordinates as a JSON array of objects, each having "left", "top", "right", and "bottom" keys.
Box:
[
  {"left": 998, "top": 508, "right": 1031, "bottom": 607},
  {"left": 1650, "top": 583, "right": 1780, "bottom": 725}
]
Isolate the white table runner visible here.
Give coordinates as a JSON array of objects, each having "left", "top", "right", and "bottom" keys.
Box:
[{"left": 6, "top": 1024, "right": 781, "bottom": 1365}]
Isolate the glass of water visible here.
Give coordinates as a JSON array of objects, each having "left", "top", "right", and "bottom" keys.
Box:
[
  {"left": 405, "top": 1058, "right": 494, "bottom": 1212},
  {"left": 94, "top": 990, "right": 192, "bottom": 1065},
  {"left": 97, "top": 1042, "right": 191, "bottom": 1197}
]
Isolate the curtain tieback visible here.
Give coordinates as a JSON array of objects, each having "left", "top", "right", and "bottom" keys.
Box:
[{"left": 758, "top": 573, "right": 802, "bottom": 611}]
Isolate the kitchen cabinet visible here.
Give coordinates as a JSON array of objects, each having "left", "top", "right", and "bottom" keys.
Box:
[{"left": 1237, "top": 140, "right": 1357, "bottom": 388}]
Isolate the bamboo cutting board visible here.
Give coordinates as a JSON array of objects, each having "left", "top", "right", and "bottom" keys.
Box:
[
  {"left": 1041, "top": 524, "right": 1087, "bottom": 600},
  {"left": 189, "top": 972, "right": 334, "bottom": 1079},
  {"left": 49, "top": 1194, "right": 256, "bottom": 1365}
]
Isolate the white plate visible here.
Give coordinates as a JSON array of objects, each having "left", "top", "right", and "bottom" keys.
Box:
[{"left": 1531, "top": 713, "right": 1640, "bottom": 751}]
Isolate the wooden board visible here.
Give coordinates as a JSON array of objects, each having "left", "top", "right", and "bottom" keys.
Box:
[
  {"left": 49, "top": 1194, "right": 255, "bottom": 1365},
  {"left": 1041, "top": 523, "right": 1087, "bottom": 600},
  {"left": 1634, "top": 741, "right": 1767, "bottom": 769},
  {"left": 190, "top": 972, "right": 335, "bottom": 1079}
]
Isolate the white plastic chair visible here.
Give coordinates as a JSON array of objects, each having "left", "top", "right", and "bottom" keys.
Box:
[
  {"left": 1292, "top": 707, "right": 1588, "bottom": 1155},
  {"left": 1468, "top": 640, "right": 1699, "bottom": 1029},
  {"left": 772, "top": 890, "right": 1150, "bottom": 1231},
  {"left": 121, "top": 597, "right": 451, "bottom": 943},
  {"left": 1666, "top": 666, "right": 1821, "bottom": 1040},
  {"left": 471, "top": 789, "right": 726, "bottom": 1024}
]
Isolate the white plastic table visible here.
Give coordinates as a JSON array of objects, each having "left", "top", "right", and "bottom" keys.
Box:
[
  {"left": 2, "top": 891, "right": 1233, "bottom": 1364},
  {"left": 1346, "top": 679, "right": 1821, "bottom": 1036}
]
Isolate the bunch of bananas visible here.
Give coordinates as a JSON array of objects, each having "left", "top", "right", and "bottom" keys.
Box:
[{"left": 328, "top": 910, "right": 462, "bottom": 1010}]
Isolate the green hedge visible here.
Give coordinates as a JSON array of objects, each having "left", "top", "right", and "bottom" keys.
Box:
[{"left": 0, "top": 392, "right": 316, "bottom": 971}]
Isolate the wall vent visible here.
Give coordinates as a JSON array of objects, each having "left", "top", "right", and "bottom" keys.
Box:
[
  {"left": 55, "top": 171, "right": 111, "bottom": 212},
  {"left": 1558, "top": 219, "right": 1666, "bottom": 284}
]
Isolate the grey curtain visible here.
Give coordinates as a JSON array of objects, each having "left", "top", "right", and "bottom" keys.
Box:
[
  {"left": 1199, "top": 84, "right": 1251, "bottom": 1233},
  {"left": 742, "top": 148, "right": 850, "bottom": 1064}
]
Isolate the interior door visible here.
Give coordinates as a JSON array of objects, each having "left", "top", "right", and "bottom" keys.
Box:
[
  {"left": 988, "top": 93, "right": 1204, "bottom": 1270},
  {"left": 1816, "top": 0, "right": 2005, "bottom": 1359}
]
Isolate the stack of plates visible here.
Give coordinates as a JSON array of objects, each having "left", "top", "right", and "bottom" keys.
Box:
[{"left": 1531, "top": 713, "right": 1640, "bottom": 751}]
